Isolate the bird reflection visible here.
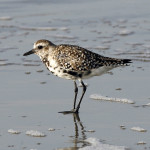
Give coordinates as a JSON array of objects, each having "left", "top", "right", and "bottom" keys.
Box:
[
  {"left": 72, "top": 113, "right": 87, "bottom": 149},
  {"left": 58, "top": 113, "right": 87, "bottom": 150}
]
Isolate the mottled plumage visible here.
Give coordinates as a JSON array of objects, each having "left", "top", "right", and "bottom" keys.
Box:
[{"left": 23, "top": 39, "right": 131, "bottom": 113}]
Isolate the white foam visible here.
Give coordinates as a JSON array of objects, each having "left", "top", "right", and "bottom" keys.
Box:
[
  {"left": 48, "top": 128, "right": 55, "bottom": 131},
  {"left": 137, "top": 141, "right": 146, "bottom": 145},
  {"left": 143, "top": 44, "right": 150, "bottom": 49},
  {"left": 79, "top": 137, "right": 127, "bottom": 150},
  {"left": 131, "top": 127, "right": 147, "bottom": 132},
  {"left": 8, "top": 129, "right": 21, "bottom": 134},
  {"left": 0, "top": 16, "right": 12, "bottom": 20},
  {"left": 95, "top": 45, "right": 110, "bottom": 50},
  {"left": 145, "top": 103, "right": 150, "bottom": 106},
  {"left": 118, "top": 29, "right": 134, "bottom": 36},
  {"left": 26, "top": 130, "right": 46, "bottom": 137},
  {"left": 85, "top": 130, "right": 95, "bottom": 133},
  {"left": 18, "top": 26, "right": 69, "bottom": 31},
  {"left": 90, "top": 94, "right": 135, "bottom": 104}
]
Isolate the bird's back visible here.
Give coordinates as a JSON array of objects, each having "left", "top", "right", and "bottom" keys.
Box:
[
  {"left": 51, "top": 44, "right": 130, "bottom": 69},
  {"left": 46, "top": 44, "right": 131, "bottom": 79}
]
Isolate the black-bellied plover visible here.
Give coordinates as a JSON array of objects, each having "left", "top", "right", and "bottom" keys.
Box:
[{"left": 23, "top": 39, "right": 131, "bottom": 113}]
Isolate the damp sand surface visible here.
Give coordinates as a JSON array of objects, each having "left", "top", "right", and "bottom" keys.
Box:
[{"left": 0, "top": 0, "right": 150, "bottom": 150}]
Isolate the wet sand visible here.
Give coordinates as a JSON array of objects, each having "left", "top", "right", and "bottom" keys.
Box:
[{"left": 0, "top": 0, "right": 150, "bottom": 149}]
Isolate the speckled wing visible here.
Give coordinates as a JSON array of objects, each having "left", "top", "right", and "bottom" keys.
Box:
[{"left": 54, "top": 44, "right": 131, "bottom": 72}]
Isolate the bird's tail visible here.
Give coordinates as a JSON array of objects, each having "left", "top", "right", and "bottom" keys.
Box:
[
  {"left": 104, "top": 58, "right": 132, "bottom": 66},
  {"left": 121, "top": 59, "right": 132, "bottom": 65}
]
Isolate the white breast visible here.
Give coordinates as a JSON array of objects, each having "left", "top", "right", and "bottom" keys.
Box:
[{"left": 46, "top": 59, "right": 77, "bottom": 80}]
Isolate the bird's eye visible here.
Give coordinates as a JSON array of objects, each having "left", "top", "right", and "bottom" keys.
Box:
[{"left": 38, "top": 45, "right": 43, "bottom": 49}]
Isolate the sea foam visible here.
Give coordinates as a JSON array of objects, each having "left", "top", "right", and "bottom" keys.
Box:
[{"left": 79, "top": 137, "right": 128, "bottom": 150}]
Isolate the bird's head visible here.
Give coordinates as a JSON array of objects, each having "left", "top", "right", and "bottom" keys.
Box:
[{"left": 23, "top": 39, "right": 55, "bottom": 57}]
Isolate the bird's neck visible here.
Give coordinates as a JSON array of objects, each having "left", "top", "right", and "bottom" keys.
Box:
[{"left": 39, "top": 54, "right": 48, "bottom": 62}]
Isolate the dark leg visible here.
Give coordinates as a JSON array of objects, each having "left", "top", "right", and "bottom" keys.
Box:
[
  {"left": 59, "top": 80, "right": 86, "bottom": 114},
  {"left": 73, "top": 81, "right": 78, "bottom": 109},
  {"left": 58, "top": 81, "right": 78, "bottom": 114},
  {"left": 75, "top": 80, "right": 87, "bottom": 113}
]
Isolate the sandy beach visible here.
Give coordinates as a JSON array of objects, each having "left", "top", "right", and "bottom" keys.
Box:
[{"left": 0, "top": 0, "right": 150, "bottom": 149}]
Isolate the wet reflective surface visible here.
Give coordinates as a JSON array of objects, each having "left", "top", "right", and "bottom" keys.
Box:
[{"left": 0, "top": 0, "right": 150, "bottom": 149}]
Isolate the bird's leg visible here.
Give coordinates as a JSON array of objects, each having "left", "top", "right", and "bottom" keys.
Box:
[
  {"left": 73, "top": 81, "right": 78, "bottom": 110},
  {"left": 75, "top": 80, "right": 87, "bottom": 113},
  {"left": 58, "top": 81, "right": 78, "bottom": 114},
  {"left": 59, "top": 80, "right": 86, "bottom": 114}
]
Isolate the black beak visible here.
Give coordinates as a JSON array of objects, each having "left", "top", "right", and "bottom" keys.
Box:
[{"left": 23, "top": 49, "right": 35, "bottom": 56}]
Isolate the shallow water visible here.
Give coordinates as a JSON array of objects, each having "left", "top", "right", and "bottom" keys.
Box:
[{"left": 0, "top": 0, "right": 150, "bottom": 150}]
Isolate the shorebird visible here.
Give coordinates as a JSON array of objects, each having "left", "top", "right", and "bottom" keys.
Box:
[{"left": 23, "top": 39, "right": 131, "bottom": 113}]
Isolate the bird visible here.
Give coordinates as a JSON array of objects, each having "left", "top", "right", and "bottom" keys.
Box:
[{"left": 23, "top": 39, "right": 132, "bottom": 114}]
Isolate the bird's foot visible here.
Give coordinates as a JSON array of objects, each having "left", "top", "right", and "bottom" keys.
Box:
[{"left": 58, "top": 109, "right": 79, "bottom": 114}]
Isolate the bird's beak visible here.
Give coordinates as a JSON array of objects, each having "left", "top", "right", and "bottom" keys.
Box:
[{"left": 23, "top": 49, "right": 35, "bottom": 56}]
